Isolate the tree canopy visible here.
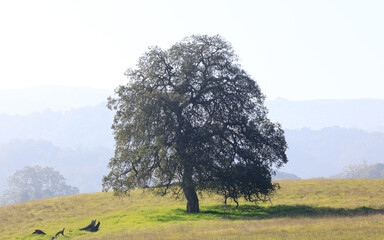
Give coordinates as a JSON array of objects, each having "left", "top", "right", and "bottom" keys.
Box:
[
  {"left": 103, "top": 35, "right": 288, "bottom": 213},
  {"left": 0, "top": 165, "right": 79, "bottom": 205}
]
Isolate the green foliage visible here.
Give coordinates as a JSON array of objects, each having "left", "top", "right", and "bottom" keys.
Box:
[
  {"left": 103, "top": 35, "right": 287, "bottom": 212},
  {"left": 0, "top": 166, "right": 79, "bottom": 206}
]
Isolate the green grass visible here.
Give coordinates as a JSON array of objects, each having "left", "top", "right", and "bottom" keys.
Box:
[{"left": 1, "top": 179, "right": 384, "bottom": 239}]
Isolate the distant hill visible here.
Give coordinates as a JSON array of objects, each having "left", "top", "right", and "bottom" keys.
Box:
[
  {"left": 273, "top": 172, "right": 301, "bottom": 180},
  {"left": 0, "top": 85, "right": 112, "bottom": 115},
  {"left": 1, "top": 94, "right": 384, "bottom": 148},
  {"left": 0, "top": 102, "right": 114, "bottom": 148},
  {"left": 266, "top": 98, "right": 384, "bottom": 132},
  {"left": 1, "top": 86, "right": 384, "bottom": 132}
]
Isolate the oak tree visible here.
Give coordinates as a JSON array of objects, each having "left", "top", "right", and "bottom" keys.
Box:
[{"left": 103, "top": 35, "right": 288, "bottom": 213}]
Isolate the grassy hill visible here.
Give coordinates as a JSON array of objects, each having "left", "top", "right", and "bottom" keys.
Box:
[{"left": 1, "top": 179, "right": 384, "bottom": 239}]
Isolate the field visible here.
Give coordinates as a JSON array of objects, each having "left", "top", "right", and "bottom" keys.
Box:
[{"left": 1, "top": 179, "right": 384, "bottom": 239}]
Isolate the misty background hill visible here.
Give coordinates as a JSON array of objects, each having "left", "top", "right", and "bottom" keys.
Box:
[
  {"left": 1, "top": 86, "right": 383, "bottom": 196},
  {"left": 0, "top": 103, "right": 114, "bottom": 148},
  {"left": 0, "top": 86, "right": 112, "bottom": 115},
  {"left": 266, "top": 98, "right": 384, "bottom": 133}
]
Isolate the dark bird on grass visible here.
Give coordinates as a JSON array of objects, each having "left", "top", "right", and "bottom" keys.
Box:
[
  {"left": 79, "top": 219, "right": 96, "bottom": 231},
  {"left": 54, "top": 228, "right": 65, "bottom": 237},
  {"left": 32, "top": 229, "right": 46, "bottom": 235},
  {"left": 50, "top": 228, "right": 65, "bottom": 239},
  {"left": 88, "top": 221, "right": 100, "bottom": 232}
]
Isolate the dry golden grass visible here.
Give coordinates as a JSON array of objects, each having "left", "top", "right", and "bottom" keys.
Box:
[
  {"left": 1, "top": 179, "right": 384, "bottom": 239},
  {"left": 96, "top": 215, "right": 384, "bottom": 240}
]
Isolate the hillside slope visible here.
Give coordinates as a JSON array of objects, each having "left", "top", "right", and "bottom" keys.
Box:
[{"left": 1, "top": 179, "right": 384, "bottom": 240}]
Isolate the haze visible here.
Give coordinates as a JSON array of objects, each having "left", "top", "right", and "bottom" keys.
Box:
[{"left": 1, "top": 0, "right": 383, "bottom": 100}]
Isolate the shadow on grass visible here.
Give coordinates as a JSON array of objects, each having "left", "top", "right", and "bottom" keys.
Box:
[
  {"left": 154, "top": 205, "right": 384, "bottom": 222},
  {"left": 206, "top": 204, "right": 384, "bottom": 219}
]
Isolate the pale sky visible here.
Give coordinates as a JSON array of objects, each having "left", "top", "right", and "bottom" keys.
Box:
[{"left": 0, "top": 0, "right": 383, "bottom": 100}]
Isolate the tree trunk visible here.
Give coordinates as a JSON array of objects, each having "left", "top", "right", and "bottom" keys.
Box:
[
  {"left": 182, "top": 162, "right": 199, "bottom": 213},
  {"left": 183, "top": 186, "right": 199, "bottom": 213}
]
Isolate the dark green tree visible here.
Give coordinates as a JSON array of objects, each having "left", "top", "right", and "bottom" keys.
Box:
[
  {"left": 103, "top": 35, "right": 288, "bottom": 213},
  {"left": 0, "top": 165, "right": 79, "bottom": 205}
]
